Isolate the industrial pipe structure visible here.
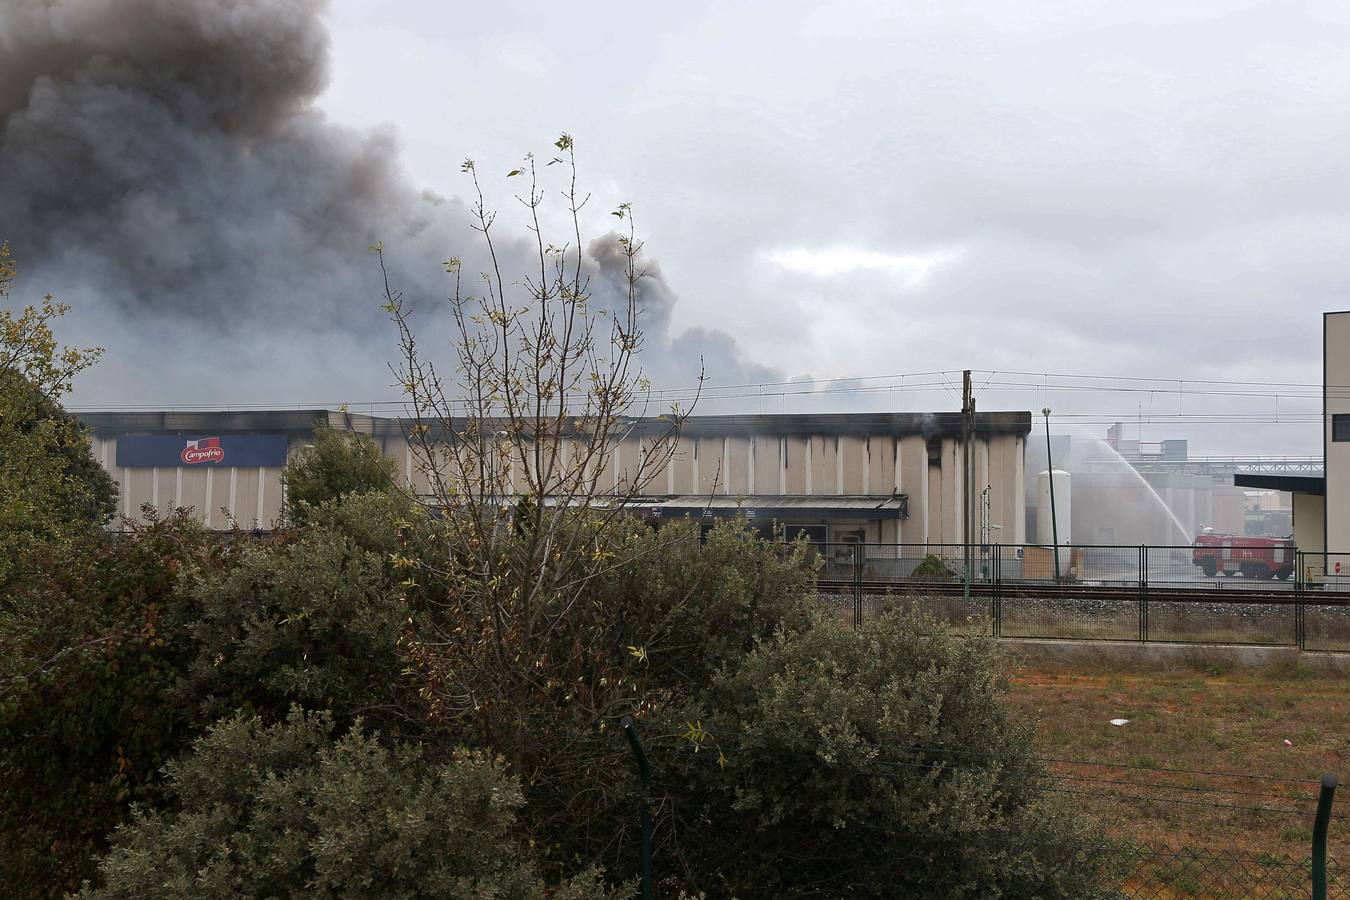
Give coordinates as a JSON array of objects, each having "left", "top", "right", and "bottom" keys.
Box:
[{"left": 1043, "top": 407, "right": 1061, "bottom": 582}]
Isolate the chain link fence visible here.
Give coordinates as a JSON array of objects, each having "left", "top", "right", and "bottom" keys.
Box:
[
  {"left": 801, "top": 541, "right": 1350, "bottom": 650},
  {"left": 1114, "top": 843, "right": 1347, "bottom": 898}
]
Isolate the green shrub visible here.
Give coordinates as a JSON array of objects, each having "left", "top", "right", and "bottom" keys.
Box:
[
  {"left": 280, "top": 422, "right": 398, "bottom": 525},
  {"left": 184, "top": 523, "right": 415, "bottom": 729},
  {"left": 82, "top": 708, "right": 623, "bottom": 899},
  {"left": 911, "top": 552, "right": 957, "bottom": 582},
  {"left": 397, "top": 517, "right": 820, "bottom": 869},
  {"left": 0, "top": 512, "right": 230, "bottom": 897},
  {"left": 0, "top": 368, "right": 117, "bottom": 585},
  {"left": 0, "top": 494, "right": 427, "bottom": 896},
  {"left": 659, "top": 607, "right": 1115, "bottom": 898}
]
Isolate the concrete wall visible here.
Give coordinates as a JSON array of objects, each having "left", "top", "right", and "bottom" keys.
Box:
[{"left": 1295, "top": 493, "right": 1326, "bottom": 555}]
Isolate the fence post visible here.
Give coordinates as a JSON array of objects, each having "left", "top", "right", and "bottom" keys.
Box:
[
  {"left": 621, "top": 717, "right": 653, "bottom": 900},
  {"left": 1313, "top": 773, "right": 1337, "bottom": 900},
  {"left": 1296, "top": 550, "right": 1305, "bottom": 650},
  {"left": 991, "top": 544, "right": 1001, "bottom": 638},
  {"left": 1139, "top": 546, "right": 1149, "bottom": 643},
  {"left": 853, "top": 541, "right": 863, "bottom": 630},
  {"left": 962, "top": 541, "right": 971, "bottom": 604}
]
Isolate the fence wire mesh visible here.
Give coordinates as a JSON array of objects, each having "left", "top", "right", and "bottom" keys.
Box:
[
  {"left": 797, "top": 541, "right": 1350, "bottom": 650},
  {"left": 1114, "top": 843, "right": 1347, "bottom": 898}
]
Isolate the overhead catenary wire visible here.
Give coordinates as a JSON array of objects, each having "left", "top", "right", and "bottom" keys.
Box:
[{"left": 64, "top": 363, "right": 1349, "bottom": 443}]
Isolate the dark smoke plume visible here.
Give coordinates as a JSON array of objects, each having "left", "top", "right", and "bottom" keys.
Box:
[{"left": 0, "top": 0, "right": 774, "bottom": 404}]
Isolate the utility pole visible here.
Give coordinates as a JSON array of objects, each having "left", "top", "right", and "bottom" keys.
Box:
[{"left": 962, "top": 371, "right": 973, "bottom": 575}]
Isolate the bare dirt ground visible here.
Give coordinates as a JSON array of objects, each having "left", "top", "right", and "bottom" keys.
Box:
[{"left": 1005, "top": 661, "right": 1350, "bottom": 863}]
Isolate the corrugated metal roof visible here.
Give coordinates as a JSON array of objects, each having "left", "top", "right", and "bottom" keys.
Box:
[{"left": 77, "top": 409, "right": 1033, "bottom": 440}]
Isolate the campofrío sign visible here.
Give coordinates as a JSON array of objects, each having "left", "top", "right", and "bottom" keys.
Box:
[{"left": 116, "top": 434, "right": 288, "bottom": 468}]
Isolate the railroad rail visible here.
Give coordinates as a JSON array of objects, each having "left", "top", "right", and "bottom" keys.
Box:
[{"left": 814, "top": 579, "right": 1350, "bottom": 607}]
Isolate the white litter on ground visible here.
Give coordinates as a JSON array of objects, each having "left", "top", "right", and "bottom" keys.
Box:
[{"left": 1109, "top": 719, "right": 1130, "bottom": 726}]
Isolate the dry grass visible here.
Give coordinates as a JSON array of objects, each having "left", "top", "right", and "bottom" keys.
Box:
[{"left": 1005, "top": 661, "right": 1350, "bottom": 862}]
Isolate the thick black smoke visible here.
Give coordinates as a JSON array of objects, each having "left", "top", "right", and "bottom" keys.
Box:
[
  {"left": 0, "top": 0, "right": 774, "bottom": 404},
  {"left": 586, "top": 235, "right": 781, "bottom": 394}
]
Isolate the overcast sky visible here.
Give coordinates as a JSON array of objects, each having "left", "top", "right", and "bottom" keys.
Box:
[
  {"left": 7, "top": 0, "right": 1349, "bottom": 455},
  {"left": 316, "top": 0, "right": 1349, "bottom": 454}
]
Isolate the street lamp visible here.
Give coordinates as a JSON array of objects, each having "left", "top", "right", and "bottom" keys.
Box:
[{"left": 1042, "top": 407, "right": 1061, "bottom": 582}]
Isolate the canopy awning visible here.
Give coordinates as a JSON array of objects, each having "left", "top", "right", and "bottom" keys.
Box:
[
  {"left": 1233, "top": 473, "right": 1325, "bottom": 495},
  {"left": 642, "top": 495, "right": 909, "bottom": 520}
]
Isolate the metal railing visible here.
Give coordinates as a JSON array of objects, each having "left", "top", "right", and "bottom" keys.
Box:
[{"left": 801, "top": 542, "right": 1350, "bottom": 651}]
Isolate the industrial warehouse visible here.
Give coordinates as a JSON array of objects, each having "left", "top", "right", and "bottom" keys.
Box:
[{"left": 78, "top": 408, "right": 1032, "bottom": 551}]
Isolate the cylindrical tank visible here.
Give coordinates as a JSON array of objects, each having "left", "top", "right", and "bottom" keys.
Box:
[{"left": 1037, "top": 469, "right": 1072, "bottom": 570}]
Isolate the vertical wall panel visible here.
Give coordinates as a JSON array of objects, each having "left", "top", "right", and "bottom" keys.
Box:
[
  {"left": 724, "top": 437, "right": 751, "bottom": 496},
  {"left": 809, "top": 436, "right": 835, "bottom": 496},
  {"left": 180, "top": 468, "right": 210, "bottom": 523},
  {"left": 694, "top": 437, "right": 723, "bottom": 495},
  {"left": 840, "top": 436, "right": 866, "bottom": 494},
  {"left": 783, "top": 437, "right": 806, "bottom": 493}
]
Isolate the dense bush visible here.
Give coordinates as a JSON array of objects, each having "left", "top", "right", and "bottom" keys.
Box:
[
  {"left": 0, "top": 494, "right": 425, "bottom": 897},
  {"left": 398, "top": 516, "right": 821, "bottom": 875},
  {"left": 911, "top": 552, "right": 957, "bottom": 582},
  {"left": 3, "top": 487, "right": 1112, "bottom": 898},
  {"left": 0, "top": 513, "right": 232, "bottom": 896},
  {"left": 82, "top": 708, "right": 624, "bottom": 900},
  {"left": 657, "top": 606, "right": 1114, "bottom": 898},
  {"left": 184, "top": 519, "right": 415, "bottom": 729},
  {"left": 280, "top": 422, "right": 398, "bottom": 524}
]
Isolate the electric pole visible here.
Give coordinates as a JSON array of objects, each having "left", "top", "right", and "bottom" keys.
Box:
[{"left": 962, "top": 370, "right": 974, "bottom": 574}]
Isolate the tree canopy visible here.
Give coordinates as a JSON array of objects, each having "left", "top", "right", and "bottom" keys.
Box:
[{"left": 0, "top": 242, "right": 116, "bottom": 583}]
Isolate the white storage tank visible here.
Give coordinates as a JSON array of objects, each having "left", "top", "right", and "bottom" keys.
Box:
[{"left": 1037, "top": 469, "right": 1072, "bottom": 570}]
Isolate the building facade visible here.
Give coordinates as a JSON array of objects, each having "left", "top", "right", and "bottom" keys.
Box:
[
  {"left": 1326, "top": 310, "right": 1350, "bottom": 554},
  {"left": 80, "top": 409, "right": 1032, "bottom": 551},
  {"left": 1229, "top": 310, "right": 1345, "bottom": 571}
]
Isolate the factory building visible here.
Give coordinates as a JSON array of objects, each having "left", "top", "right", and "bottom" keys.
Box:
[
  {"left": 1025, "top": 430, "right": 1251, "bottom": 547},
  {"left": 79, "top": 409, "right": 1032, "bottom": 551}
]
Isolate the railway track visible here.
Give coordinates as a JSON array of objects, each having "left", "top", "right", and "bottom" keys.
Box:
[{"left": 814, "top": 579, "right": 1350, "bottom": 607}]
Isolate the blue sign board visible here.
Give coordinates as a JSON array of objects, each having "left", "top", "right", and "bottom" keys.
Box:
[{"left": 116, "top": 434, "right": 289, "bottom": 468}]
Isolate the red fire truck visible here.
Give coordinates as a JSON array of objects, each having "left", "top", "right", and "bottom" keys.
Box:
[{"left": 1192, "top": 533, "right": 1295, "bottom": 580}]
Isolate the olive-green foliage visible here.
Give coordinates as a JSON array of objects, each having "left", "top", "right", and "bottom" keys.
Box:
[
  {"left": 83, "top": 708, "right": 624, "bottom": 900},
  {"left": 1, "top": 247, "right": 111, "bottom": 583},
  {"left": 0, "top": 352, "right": 115, "bottom": 584},
  {"left": 661, "top": 607, "right": 1115, "bottom": 898},
  {"left": 2, "top": 370, "right": 116, "bottom": 525},
  {"left": 588, "top": 518, "right": 818, "bottom": 698},
  {"left": 911, "top": 552, "right": 957, "bottom": 582},
  {"left": 0, "top": 513, "right": 230, "bottom": 897},
  {"left": 0, "top": 493, "right": 431, "bottom": 898},
  {"left": 280, "top": 422, "right": 398, "bottom": 524},
  {"left": 398, "top": 516, "right": 820, "bottom": 877},
  {"left": 185, "top": 503, "right": 417, "bottom": 729}
]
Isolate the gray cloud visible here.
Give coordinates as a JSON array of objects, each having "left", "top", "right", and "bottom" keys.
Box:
[
  {"left": 0, "top": 0, "right": 769, "bottom": 406},
  {"left": 7, "top": 0, "right": 1346, "bottom": 454},
  {"left": 318, "top": 0, "right": 1346, "bottom": 451}
]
